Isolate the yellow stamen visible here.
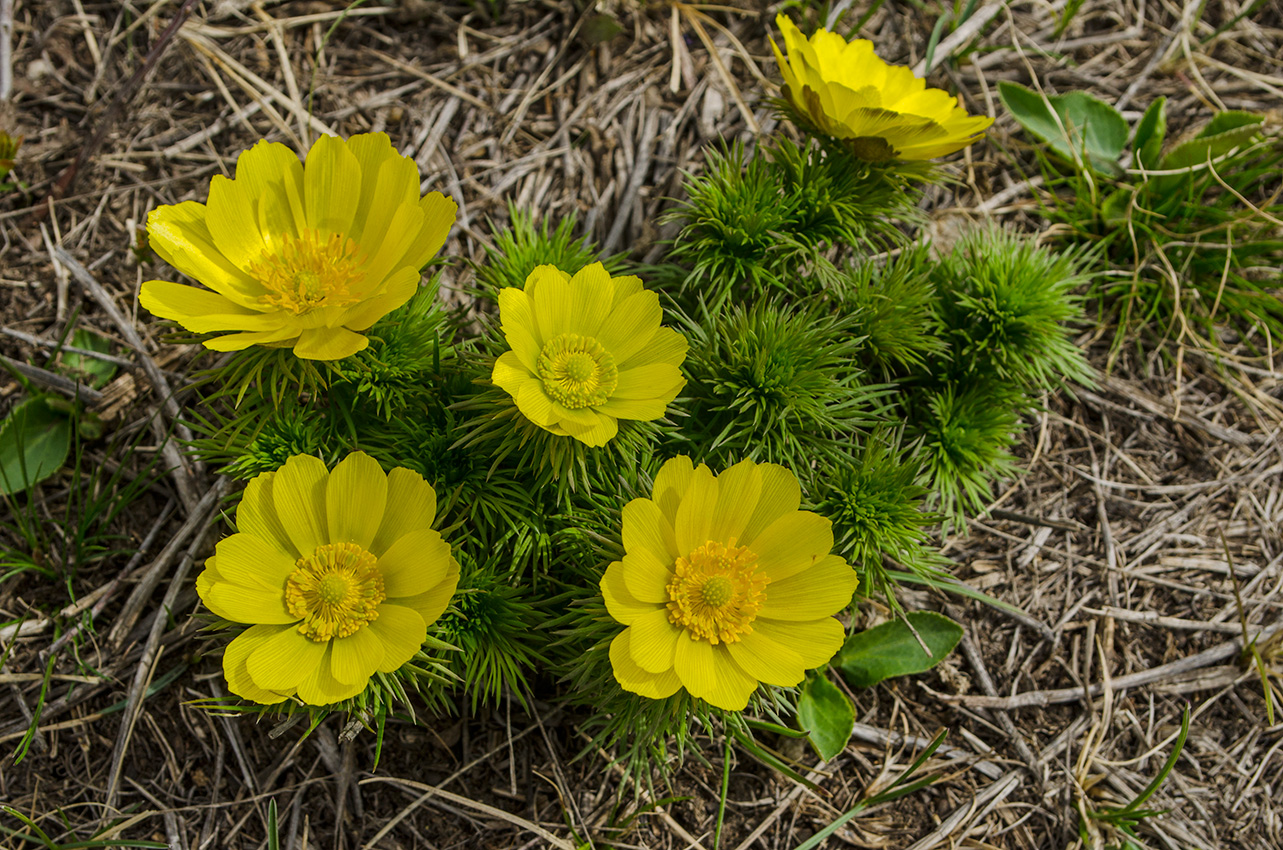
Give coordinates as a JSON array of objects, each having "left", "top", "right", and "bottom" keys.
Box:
[
  {"left": 250, "top": 229, "right": 366, "bottom": 314},
  {"left": 285, "top": 542, "right": 385, "bottom": 641},
  {"left": 537, "top": 332, "right": 618, "bottom": 409},
  {"left": 666, "top": 540, "right": 770, "bottom": 645}
]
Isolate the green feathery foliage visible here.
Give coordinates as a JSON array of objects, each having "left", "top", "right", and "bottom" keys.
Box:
[
  {"left": 840, "top": 246, "right": 946, "bottom": 377},
  {"left": 909, "top": 384, "right": 1022, "bottom": 529},
  {"left": 472, "top": 204, "right": 622, "bottom": 298},
  {"left": 814, "top": 433, "right": 948, "bottom": 606},
  {"left": 673, "top": 299, "right": 888, "bottom": 469},
  {"left": 930, "top": 229, "right": 1095, "bottom": 391}
]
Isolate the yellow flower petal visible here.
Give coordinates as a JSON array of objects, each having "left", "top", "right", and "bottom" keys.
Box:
[
  {"left": 597, "top": 289, "right": 662, "bottom": 364},
  {"left": 343, "top": 133, "right": 411, "bottom": 248},
  {"left": 246, "top": 624, "right": 328, "bottom": 690},
  {"left": 566, "top": 262, "right": 614, "bottom": 337},
  {"left": 652, "top": 455, "right": 695, "bottom": 526},
  {"left": 205, "top": 174, "right": 271, "bottom": 273},
  {"left": 628, "top": 607, "right": 683, "bottom": 673},
  {"left": 328, "top": 624, "right": 384, "bottom": 685},
  {"left": 369, "top": 468, "right": 437, "bottom": 558},
  {"left": 610, "top": 274, "right": 644, "bottom": 307},
  {"left": 204, "top": 580, "right": 294, "bottom": 625},
  {"left": 740, "top": 464, "right": 802, "bottom": 546},
  {"left": 609, "top": 629, "right": 682, "bottom": 700},
  {"left": 207, "top": 533, "right": 296, "bottom": 591},
  {"left": 755, "top": 617, "right": 846, "bottom": 669},
  {"left": 516, "top": 381, "right": 556, "bottom": 428},
  {"left": 498, "top": 287, "right": 541, "bottom": 372},
  {"left": 601, "top": 560, "right": 657, "bottom": 625},
  {"left": 708, "top": 459, "right": 762, "bottom": 544},
  {"left": 404, "top": 191, "right": 458, "bottom": 271},
  {"left": 339, "top": 266, "right": 421, "bottom": 332},
  {"left": 752, "top": 511, "right": 835, "bottom": 582},
  {"left": 612, "top": 363, "right": 684, "bottom": 400},
  {"left": 617, "top": 325, "right": 689, "bottom": 370},
  {"left": 203, "top": 327, "right": 300, "bottom": 351},
  {"left": 326, "top": 451, "right": 387, "bottom": 549},
  {"left": 140, "top": 281, "right": 283, "bottom": 333},
  {"left": 559, "top": 409, "right": 618, "bottom": 447},
  {"left": 145, "top": 201, "right": 266, "bottom": 307},
  {"left": 673, "top": 635, "right": 756, "bottom": 710},
  {"left": 304, "top": 134, "right": 362, "bottom": 237},
  {"left": 674, "top": 464, "right": 719, "bottom": 554},
  {"left": 378, "top": 528, "right": 452, "bottom": 597},
  {"left": 368, "top": 604, "right": 427, "bottom": 673},
  {"left": 621, "top": 497, "right": 678, "bottom": 564},
  {"left": 224, "top": 624, "right": 293, "bottom": 704},
  {"left": 271, "top": 454, "right": 330, "bottom": 557},
  {"left": 292, "top": 326, "right": 369, "bottom": 360},
  {"left": 621, "top": 549, "right": 673, "bottom": 604},
  {"left": 237, "top": 470, "right": 296, "bottom": 557},
  {"left": 492, "top": 350, "right": 535, "bottom": 400},
  {"left": 392, "top": 554, "right": 460, "bottom": 626},
  {"left": 530, "top": 264, "right": 572, "bottom": 343},
  {"left": 296, "top": 645, "right": 366, "bottom": 705},
  {"left": 360, "top": 202, "right": 425, "bottom": 289},
  {"left": 726, "top": 629, "right": 806, "bottom": 687},
  {"left": 759, "top": 555, "right": 858, "bottom": 620},
  {"left": 232, "top": 139, "right": 306, "bottom": 236},
  {"left": 596, "top": 396, "right": 673, "bottom": 421}
]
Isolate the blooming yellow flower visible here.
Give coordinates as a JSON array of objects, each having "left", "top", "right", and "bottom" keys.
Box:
[
  {"left": 141, "top": 133, "right": 456, "bottom": 360},
  {"left": 197, "top": 452, "right": 460, "bottom": 706},
  {"left": 491, "top": 262, "right": 687, "bottom": 447},
  {"left": 601, "top": 456, "right": 859, "bottom": 710},
  {"left": 771, "top": 14, "right": 993, "bottom": 161}
]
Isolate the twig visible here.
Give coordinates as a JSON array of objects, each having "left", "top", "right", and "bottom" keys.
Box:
[
  {"left": 28, "top": 0, "right": 202, "bottom": 226},
  {"left": 107, "top": 480, "right": 226, "bottom": 647},
  {"left": 1, "top": 325, "right": 142, "bottom": 370},
  {"left": 103, "top": 509, "right": 220, "bottom": 815},
  {"left": 0, "top": 0, "right": 12, "bottom": 101},
  {"left": 940, "top": 621, "right": 1283, "bottom": 709},
  {"left": 0, "top": 353, "right": 104, "bottom": 403}
]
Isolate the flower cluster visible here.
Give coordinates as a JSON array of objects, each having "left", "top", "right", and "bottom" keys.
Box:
[{"left": 123, "top": 16, "right": 1093, "bottom": 788}]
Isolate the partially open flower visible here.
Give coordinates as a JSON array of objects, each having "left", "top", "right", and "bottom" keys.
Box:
[
  {"left": 601, "top": 456, "right": 859, "bottom": 710},
  {"left": 771, "top": 14, "right": 993, "bottom": 161},
  {"left": 198, "top": 452, "right": 460, "bottom": 706},
  {"left": 492, "top": 262, "right": 687, "bottom": 447},
  {"left": 141, "top": 133, "right": 456, "bottom": 360}
]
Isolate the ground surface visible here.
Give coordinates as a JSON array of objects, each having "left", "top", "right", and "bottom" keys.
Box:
[{"left": 1, "top": 1, "right": 1282, "bottom": 849}]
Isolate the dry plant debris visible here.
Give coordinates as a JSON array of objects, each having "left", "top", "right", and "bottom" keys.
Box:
[{"left": 1, "top": 1, "right": 1281, "bottom": 849}]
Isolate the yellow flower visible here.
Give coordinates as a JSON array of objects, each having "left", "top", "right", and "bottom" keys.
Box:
[
  {"left": 771, "top": 14, "right": 993, "bottom": 161},
  {"left": 492, "top": 262, "right": 687, "bottom": 447},
  {"left": 197, "top": 452, "right": 460, "bottom": 706},
  {"left": 141, "top": 133, "right": 456, "bottom": 360},
  {"left": 601, "top": 456, "right": 859, "bottom": 710}
]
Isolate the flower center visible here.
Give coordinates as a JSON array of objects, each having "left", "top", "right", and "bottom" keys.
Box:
[
  {"left": 537, "top": 333, "right": 618, "bottom": 409},
  {"left": 666, "top": 540, "right": 770, "bottom": 645},
  {"left": 250, "top": 228, "right": 367, "bottom": 314},
  {"left": 284, "top": 542, "right": 385, "bottom": 641}
]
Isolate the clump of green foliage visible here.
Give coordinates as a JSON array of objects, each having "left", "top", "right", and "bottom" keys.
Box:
[{"left": 999, "top": 82, "right": 1283, "bottom": 357}]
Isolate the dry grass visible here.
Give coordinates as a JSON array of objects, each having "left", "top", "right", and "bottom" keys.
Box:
[{"left": 2, "top": 1, "right": 1282, "bottom": 848}]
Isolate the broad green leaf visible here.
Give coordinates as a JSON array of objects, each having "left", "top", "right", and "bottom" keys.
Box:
[
  {"left": 62, "top": 329, "right": 117, "bottom": 388},
  {"left": 1133, "top": 97, "right": 1167, "bottom": 170},
  {"left": 580, "top": 13, "right": 623, "bottom": 46},
  {"left": 0, "top": 397, "right": 72, "bottom": 495},
  {"left": 1160, "top": 111, "right": 1264, "bottom": 170},
  {"left": 796, "top": 672, "right": 854, "bottom": 760},
  {"left": 833, "top": 612, "right": 964, "bottom": 688},
  {"left": 998, "top": 81, "right": 1128, "bottom": 176}
]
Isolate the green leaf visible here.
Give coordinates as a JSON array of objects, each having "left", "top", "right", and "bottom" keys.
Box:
[
  {"left": 0, "top": 397, "right": 72, "bottom": 495},
  {"left": 998, "top": 81, "right": 1128, "bottom": 176},
  {"left": 833, "top": 612, "right": 963, "bottom": 688},
  {"left": 579, "top": 13, "right": 623, "bottom": 46},
  {"left": 796, "top": 672, "right": 854, "bottom": 760},
  {"left": 1132, "top": 97, "right": 1167, "bottom": 170},
  {"left": 1159, "top": 111, "right": 1264, "bottom": 170},
  {"left": 62, "top": 329, "right": 117, "bottom": 388}
]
